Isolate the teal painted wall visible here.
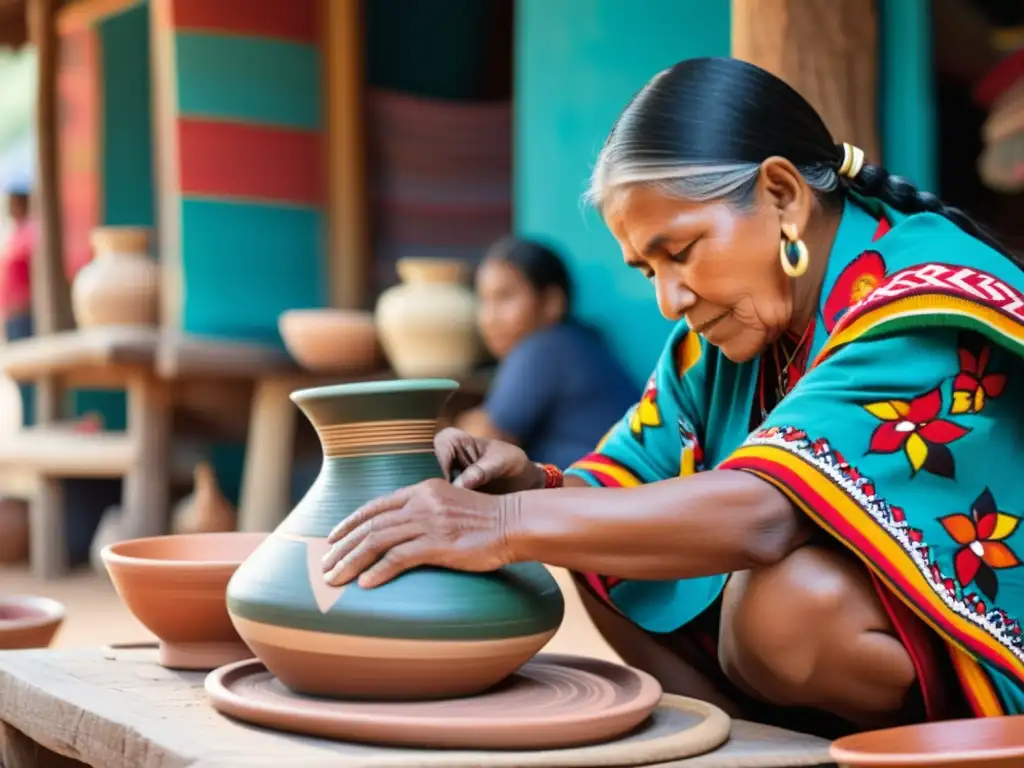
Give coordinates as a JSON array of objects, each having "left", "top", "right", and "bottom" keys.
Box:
[
  {"left": 100, "top": 3, "right": 155, "bottom": 229},
  {"left": 179, "top": 199, "right": 326, "bottom": 341},
  {"left": 69, "top": 2, "right": 154, "bottom": 430},
  {"left": 515, "top": 1, "right": 938, "bottom": 386},
  {"left": 879, "top": 0, "right": 937, "bottom": 192},
  {"left": 514, "top": 0, "right": 731, "bottom": 385}
]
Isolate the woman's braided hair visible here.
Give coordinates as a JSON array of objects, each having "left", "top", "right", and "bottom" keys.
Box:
[{"left": 589, "top": 57, "right": 1024, "bottom": 273}]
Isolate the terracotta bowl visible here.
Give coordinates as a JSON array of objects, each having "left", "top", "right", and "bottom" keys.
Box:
[
  {"left": 279, "top": 309, "right": 382, "bottom": 373},
  {"left": 830, "top": 715, "right": 1024, "bottom": 767},
  {"left": 0, "top": 595, "right": 65, "bottom": 650},
  {"left": 101, "top": 532, "right": 267, "bottom": 670}
]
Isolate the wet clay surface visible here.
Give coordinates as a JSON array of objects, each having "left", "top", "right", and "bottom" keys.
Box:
[{"left": 206, "top": 653, "right": 664, "bottom": 749}]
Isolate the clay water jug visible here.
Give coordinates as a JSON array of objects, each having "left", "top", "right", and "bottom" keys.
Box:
[
  {"left": 375, "top": 258, "right": 480, "bottom": 378},
  {"left": 72, "top": 226, "right": 159, "bottom": 328},
  {"left": 225, "top": 379, "right": 564, "bottom": 700}
]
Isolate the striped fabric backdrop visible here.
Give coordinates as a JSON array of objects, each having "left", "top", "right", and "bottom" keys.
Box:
[{"left": 159, "top": 0, "right": 328, "bottom": 343}]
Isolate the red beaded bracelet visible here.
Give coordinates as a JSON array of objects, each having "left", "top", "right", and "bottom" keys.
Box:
[{"left": 538, "top": 463, "right": 564, "bottom": 489}]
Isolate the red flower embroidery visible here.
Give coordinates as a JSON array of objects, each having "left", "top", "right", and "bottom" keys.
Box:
[
  {"left": 939, "top": 488, "right": 1021, "bottom": 603},
  {"left": 864, "top": 389, "right": 969, "bottom": 478},
  {"left": 951, "top": 339, "right": 1007, "bottom": 415},
  {"left": 824, "top": 250, "right": 887, "bottom": 332}
]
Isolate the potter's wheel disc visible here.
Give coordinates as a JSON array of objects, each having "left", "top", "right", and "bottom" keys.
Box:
[
  {"left": 830, "top": 715, "right": 1024, "bottom": 767},
  {"left": 207, "top": 653, "right": 669, "bottom": 750}
]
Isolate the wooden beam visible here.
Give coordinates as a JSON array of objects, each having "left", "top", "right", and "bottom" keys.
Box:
[
  {"left": 56, "top": 0, "right": 141, "bottom": 34},
  {"left": 150, "top": 0, "right": 184, "bottom": 331},
  {"left": 322, "top": 0, "right": 370, "bottom": 309},
  {"left": 27, "top": 0, "right": 73, "bottom": 337},
  {"left": 731, "top": 0, "right": 881, "bottom": 163}
]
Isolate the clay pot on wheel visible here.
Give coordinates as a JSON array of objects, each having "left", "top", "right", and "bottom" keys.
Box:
[
  {"left": 72, "top": 226, "right": 159, "bottom": 328},
  {"left": 375, "top": 258, "right": 480, "bottom": 378},
  {"left": 226, "top": 379, "right": 565, "bottom": 700}
]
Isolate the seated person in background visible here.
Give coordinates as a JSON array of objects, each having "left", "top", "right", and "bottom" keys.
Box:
[{"left": 457, "top": 236, "right": 637, "bottom": 468}]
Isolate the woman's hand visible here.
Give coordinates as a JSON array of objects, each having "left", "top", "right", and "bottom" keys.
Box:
[
  {"left": 321, "top": 478, "right": 517, "bottom": 589},
  {"left": 434, "top": 427, "right": 545, "bottom": 494}
]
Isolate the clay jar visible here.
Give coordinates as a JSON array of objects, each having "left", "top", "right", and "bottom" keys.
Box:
[
  {"left": 226, "top": 379, "right": 565, "bottom": 700},
  {"left": 375, "top": 258, "right": 480, "bottom": 378},
  {"left": 72, "top": 226, "right": 159, "bottom": 328}
]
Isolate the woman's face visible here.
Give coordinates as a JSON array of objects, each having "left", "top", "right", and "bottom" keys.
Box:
[
  {"left": 601, "top": 162, "right": 813, "bottom": 363},
  {"left": 475, "top": 258, "right": 563, "bottom": 359}
]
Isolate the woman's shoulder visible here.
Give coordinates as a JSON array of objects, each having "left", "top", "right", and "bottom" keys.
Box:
[{"left": 877, "top": 212, "right": 1021, "bottom": 289}]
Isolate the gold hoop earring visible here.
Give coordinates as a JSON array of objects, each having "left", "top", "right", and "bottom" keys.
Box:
[{"left": 779, "top": 223, "right": 809, "bottom": 278}]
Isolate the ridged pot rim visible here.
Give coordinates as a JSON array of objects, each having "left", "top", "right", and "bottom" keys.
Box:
[{"left": 290, "top": 378, "right": 458, "bottom": 405}]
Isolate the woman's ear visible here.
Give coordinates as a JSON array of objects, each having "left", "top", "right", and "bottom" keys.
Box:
[
  {"left": 757, "top": 156, "right": 813, "bottom": 237},
  {"left": 540, "top": 286, "right": 567, "bottom": 325}
]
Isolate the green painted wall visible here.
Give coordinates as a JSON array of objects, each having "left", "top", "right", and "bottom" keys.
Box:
[
  {"left": 515, "top": 1, "right": 937, "bottom": 386},
  {"left": 514, "top": 0, "right": 731, "bottom": 385}
]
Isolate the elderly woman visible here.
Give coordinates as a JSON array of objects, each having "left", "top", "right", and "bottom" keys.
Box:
[{"left": 322, "top": 58, "right": 1024, "bottom": 736}]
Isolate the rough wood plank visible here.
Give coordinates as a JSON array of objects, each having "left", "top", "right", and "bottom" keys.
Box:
[
  {"left": 154, "top": 331, "right": 296, "bottom": 379},
  {"left": 0, "top": 328, "right": 159, "bottom": 382},
  {"left": 731, "top": 0, "right": 880, "bottom": 162},
  {"left": 0, "top": 428, "right": 135, "bottom": 476},
  {"left": 0, "top": 720, "right": 88, "bottom": 767},
  {"left": 0, "top": 647, "right": 831, "bottom": 768}
]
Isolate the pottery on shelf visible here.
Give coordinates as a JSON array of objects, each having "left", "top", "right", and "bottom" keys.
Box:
[
  {"left": 375, "top": 258, "right": 481, "bottom": 379},
  {"left": 225, "top": 379, "right": 565, "bottom": 700},
  {"left": 102, "top": 532, "right": 267, "bottom": 670},
  {"left": 0, "top": 497, "right": 29, "bottom": 564},
  {"left": 170, "top": 462, "right": 237, "bottom": 536},
  {"left": 278, "top": 309, "right": 382, "bottom": 374},
  {"left": 72, "top": 226, "right": 159, "bottom": 328},
  {"left": 0, "top": 596, "right": 65, "bottom": 649}
]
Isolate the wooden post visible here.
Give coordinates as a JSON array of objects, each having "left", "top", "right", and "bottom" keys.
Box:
[
  {"left": 27, "top": 0, "right": 71, "bottom": 579},
  {"left": 27, "top": 0, "right": 73, "bottom": 338},
  {"left": 323, "top": 0, "right": 370, "bottom": 309},
  {"left": 731, "top": 0, "right": 881, "bottom": 163}
]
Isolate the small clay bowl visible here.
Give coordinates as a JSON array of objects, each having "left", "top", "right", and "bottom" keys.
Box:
[
  {"left": 279, "top": 309, "right": 382, "bottom": 373},
  {"left": 102, "top": 532, "right": 266, "bottom": 670},
  {"left": 0, "top": 595, "right": 65, "bottom": 649}
]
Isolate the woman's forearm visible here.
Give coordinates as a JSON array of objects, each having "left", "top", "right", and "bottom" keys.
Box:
[{"left": 504, "top": 470, "right": 812, "bottom": 579}]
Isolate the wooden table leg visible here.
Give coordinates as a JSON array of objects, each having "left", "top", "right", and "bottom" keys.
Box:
[
  {"left": 120, "top": 375, "right": 171, "bottom": 540},
  {"left": 0, "top": 720, "right": 87, "bottom": 768},
  {"left": 238, "top": 378, "right": 296, "bottom": 533},
  {"left": 29, "top": 378, "right": 67, "bottom": 579}
]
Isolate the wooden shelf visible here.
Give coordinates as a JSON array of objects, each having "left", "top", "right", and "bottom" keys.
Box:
[{"left": 0, "top": 427, "right": 135, "bottom": 476}]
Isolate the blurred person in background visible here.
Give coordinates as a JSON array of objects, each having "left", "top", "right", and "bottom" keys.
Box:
[
  {"left": 0, "top": 183, "right": 35, "bottom": 422},
  {"left": 457, "top": 236, "right": 636, "bottom": 469}
]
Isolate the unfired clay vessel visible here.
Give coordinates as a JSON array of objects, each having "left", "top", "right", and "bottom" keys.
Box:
[
  {"left": 375, "top": 259, "right": 480, "bottom": 378},
  {"left": 171, "top": 462, "right": 236, "bottom": 535},
  {"left": 102, "top": 532, "right": 266, "bottom": 670},
  {"left": 226, "top": 379, "right": 565, "bottom": 700},
  {"left": 72, "top": 226, "right": 159, "bottom": 328},
  {"left": 0, "top": 596, "right": 65, "bottom": 649},
  {"left": 279, "top": 309, "right": 382, "bottom": 373}
]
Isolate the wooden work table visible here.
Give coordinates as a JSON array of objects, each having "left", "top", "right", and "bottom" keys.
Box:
[{"left": 0, "top": 646, "right": 832, "bottom": 768}]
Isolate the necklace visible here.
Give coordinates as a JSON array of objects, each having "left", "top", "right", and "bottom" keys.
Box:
[{"left": 756, "top": 315, "right": 817, "bottom": 423}]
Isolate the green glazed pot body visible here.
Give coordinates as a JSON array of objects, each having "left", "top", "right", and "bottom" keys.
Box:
[{"left": 226, "top": 379, "right": 565, "bottom": 700}]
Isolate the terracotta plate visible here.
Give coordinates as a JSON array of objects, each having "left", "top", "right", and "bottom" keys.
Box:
[
  {"left": 206, "top": 653, "right": 664, "bottom": 749},
  {"left": 830, "top": 715, "right": 1024, "bottom": 767}
]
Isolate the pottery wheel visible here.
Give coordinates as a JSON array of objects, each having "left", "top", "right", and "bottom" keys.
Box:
[{"left": 207, "top": 653, "right": 679, "bottom": 750}]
